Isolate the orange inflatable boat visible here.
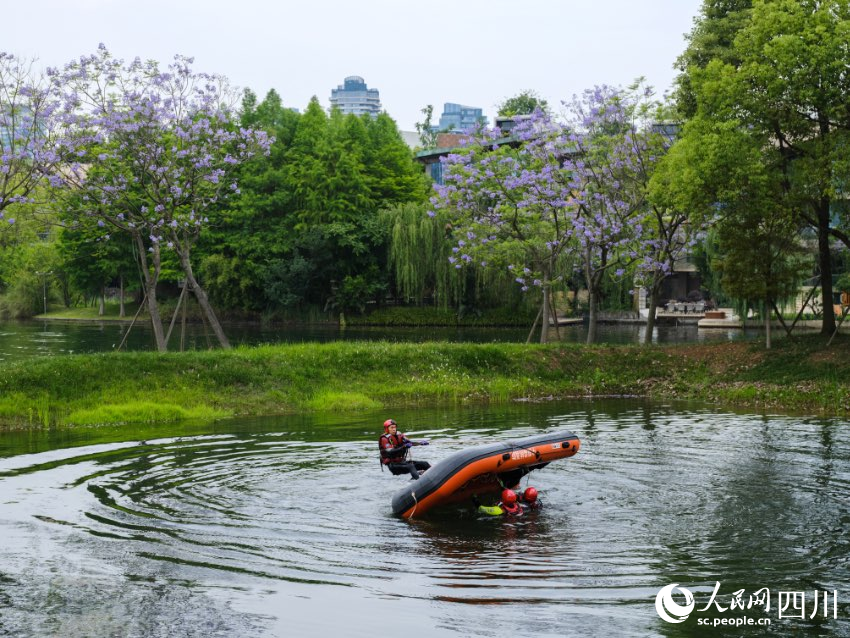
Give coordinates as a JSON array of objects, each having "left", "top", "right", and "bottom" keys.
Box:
[{"left": 391, "top": 430, "right": 580, "bottom": 518}]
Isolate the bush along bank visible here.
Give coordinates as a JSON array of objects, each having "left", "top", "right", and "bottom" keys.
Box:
[{"left": 0, "top": 335, "right": 846, "bottom": 428}]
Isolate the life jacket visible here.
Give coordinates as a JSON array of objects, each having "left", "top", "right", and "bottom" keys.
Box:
[
  {"left": 500, "top": 501, "right": 523, "bottom": 516},
  {"left": 379, "top": 432, "right": 408, "bottom": 464}
]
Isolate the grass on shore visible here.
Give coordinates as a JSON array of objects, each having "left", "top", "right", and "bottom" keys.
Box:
[
  {"left": 37, "top": 302, "right": 142, "bottom": 322},
  {"left": 0, "top": 335, "right": 847, "bottom": 428},
  {"left": 37, "top": 302, "right": 544, "bottom": 327}
]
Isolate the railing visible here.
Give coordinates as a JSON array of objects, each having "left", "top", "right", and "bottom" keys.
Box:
[{"left": 663, "top": 301, "right": 706, "bottom": 314}]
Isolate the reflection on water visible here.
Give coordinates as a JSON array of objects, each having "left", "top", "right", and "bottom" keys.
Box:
[
  {"left": 0, "top": 401, "right": 847, "bottom": 637},
  {"left": 0, "top": 319, "right": 761, "bottom": 361}
]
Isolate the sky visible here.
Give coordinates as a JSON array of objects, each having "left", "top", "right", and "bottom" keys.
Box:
[{"left": 4, "top": 0, "right": 704, "bottom": 131}]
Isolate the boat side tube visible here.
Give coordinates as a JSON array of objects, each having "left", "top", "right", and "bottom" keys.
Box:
[{"left": 391, "top": 430, "right": 580, "bottom": 518}]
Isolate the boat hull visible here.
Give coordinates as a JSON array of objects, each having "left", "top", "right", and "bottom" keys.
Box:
[{"left": 391, "top": 431, "right": 580, "bottom": 518}]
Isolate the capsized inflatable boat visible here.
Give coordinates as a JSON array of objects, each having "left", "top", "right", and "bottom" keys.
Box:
[{"left": 391, "top": 430, "right": 580, "bottom": 518}]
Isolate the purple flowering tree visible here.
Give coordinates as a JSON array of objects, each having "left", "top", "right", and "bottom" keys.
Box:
[
  {"left": 595, "top": 97, "right": 697, "bottom": 343},
  {"left": 0, "top": 52, "right": 64, "bottom": 227},
  {"left": 429, "top": 117, "right": 574, "bottom": 343},
  {"left": 432, "top": 84, "right": 665, "bottom": 343},
  {"left": 48, "top": 45, "right": 270, "bottom": 351}
]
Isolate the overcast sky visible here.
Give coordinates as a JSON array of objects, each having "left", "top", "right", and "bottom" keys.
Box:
[{"left": 4, "top": 0, "right": 703, "bottom": 131}]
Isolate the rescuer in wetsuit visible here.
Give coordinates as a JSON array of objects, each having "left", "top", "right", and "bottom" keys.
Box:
[
  {"left": 379, "top": 419, "right": 431, "bottom": 480},
  {"left": 518, "top": 486, "right": 542, "bottom": 511}
]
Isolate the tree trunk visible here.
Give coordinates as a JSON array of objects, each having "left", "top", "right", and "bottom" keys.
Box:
[
  {"left": 586, "top": 286, "right": 598, "bottom": 344},
  {"left": 146, "top": 279, "right": 166, "bottom": 352},
  {"left": 178, "top": 248, "right": 231, "bottom": 349},
  {"left": 540, "top": 285, "right": 550, "bottom": 344},
  {"left": 817, "top": 198, "right": 835, "bottom": 335},
  {"left": 548, "top": 286, "right": 561, "bottom": 340},
  {"left": 584, "top": 248, "right": 603, "bottom": 345},
  {"left": 643, "top": 275, "right": 662, "bottom": 345},
  {"left": 765, "top": 303, "right": 772, "bottom": 350},
  {"left": 180, "top": 287, "right": 188, "bottom": 352},
  {"left": 98, "top": 288, "right": 105, "bottom": 316},
  {"left": 526, "top": 304, "right": 542, "bottom": 344},
  {"left": 133, "top": 233, "right": 167, "bottom": 352},
  {"left": 119, "top": 275, "right": 125, "bottom": 318},
  {"left": 770, "top": 299, "right": 794, "bottom": 337}
]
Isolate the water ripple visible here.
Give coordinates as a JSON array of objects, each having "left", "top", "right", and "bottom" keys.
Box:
[{"left": 0, "top": 403, "right": 848, "bottom": 637}]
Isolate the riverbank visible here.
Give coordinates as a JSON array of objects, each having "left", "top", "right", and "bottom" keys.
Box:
[
  {"left": 0, "top": 335, "right": 846, "bottom": 428},
  {"left": 34, "top": 303, "right": 542, "bottom": 327}
]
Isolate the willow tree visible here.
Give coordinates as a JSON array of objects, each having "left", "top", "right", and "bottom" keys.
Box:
[
  {"left": 383, "top": 202, "right": 455, "bottom": 305},
  {"left": 383, "top": 201, "right": 528, "bottom": 314}
]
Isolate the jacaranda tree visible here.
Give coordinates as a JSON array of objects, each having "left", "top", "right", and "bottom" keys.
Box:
[
  {"left": 431, "top": 84, "right": 667, "bottom": 343},
  {"left": 48, "top": 45, "right": 270, "bottom": 350},
  {"left": 0, "top": 52, "right": 64, "bottom": 228}
]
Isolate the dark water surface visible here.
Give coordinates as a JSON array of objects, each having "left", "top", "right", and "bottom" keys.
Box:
[
  {"left": 0, "top": 319, "right": 759, "bottom": 361},
  {"left": 0, "top": 401, "right": 847, "bottom": 637}
]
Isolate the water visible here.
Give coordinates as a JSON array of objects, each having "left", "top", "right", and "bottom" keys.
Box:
[
  {"left": 0, "top": 319, "right": 759, "bottom": 362},
  {"left": 0, "top": 400, "right": 847, "bottom": 637}
]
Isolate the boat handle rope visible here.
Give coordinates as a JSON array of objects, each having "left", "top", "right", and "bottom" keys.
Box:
[
  {"left": 409, "top": 490, "right": 419, "bottom": 519},
  {"left": 509, "top": 441, "right": 543, "bottom": 460}
]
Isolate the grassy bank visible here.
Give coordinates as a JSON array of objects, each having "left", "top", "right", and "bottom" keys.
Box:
[
  {"left": 35, "top": 303, "right": 541, "bottom": 327},
  {"left": 0, "top": 335, "right": 847, "bottom": 428},
  {"left": 346, "top": 305, "right": 540, "bottom": 327}
]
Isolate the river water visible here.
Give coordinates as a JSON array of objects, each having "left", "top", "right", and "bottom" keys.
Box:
[
  {"left": 0, "top": 400, "right": 847, "bottom": 637},
  {"left": 0, "top": 319, "right": 759, "bottom": 361}
]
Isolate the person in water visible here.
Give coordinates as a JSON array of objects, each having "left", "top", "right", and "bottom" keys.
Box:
[
  {"left": 518, "top": 486, "right": 542, "bottom": 511},
  {"left": 379, "top": 419, "right": 431, "bottom": 480},
  {"left": 472, "top": 489, "right": 524, "bottom": 516}
]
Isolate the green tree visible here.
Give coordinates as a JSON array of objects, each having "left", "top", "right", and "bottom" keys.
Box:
[
  {"left": 497, "top": 90, "right": 549, "bottom": 117},
  {"left": 674, "top": 0, "right": 753, "bottom": 118},
  {"left": 199, "top": 92, "right": 428, "bottom": 316},
  {"left": 0, "top": 240, "right": 62, "bottom": 318},
  {"left": 414, "top": 105, "right": 440, "bottom": 149},
  {"left": 57, "top": 214, "right": 138, "bottom": 316},
  {"left": 672, "top": 0, "right": 850, "bottom": 335},
  {"left": 497, "top": 89, "right": 549, "bottom": 117},
  {"left": 714, "top": 202, "right": 807, "bottom": 349}
]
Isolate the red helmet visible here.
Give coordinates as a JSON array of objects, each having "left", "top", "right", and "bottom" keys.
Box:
[
  {"left": 523, "top": 487, "right": 538, "bottom": 503},
  {"left": 501, "top": 489, "right": 517, "bottom": 505},
  {"left": 383, "top": 419, "right": 397, "bottom": 432}
]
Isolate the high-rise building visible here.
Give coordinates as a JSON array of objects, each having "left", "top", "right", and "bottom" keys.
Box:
[
  {"left": 436, "top": 103, "right": 486, "bottom": 132},
  {"left": 329, "top": 76, "right": 382, "bottom": 118},
  {"left": 0, "top": 104, "right": 35, "bottom": 152}
]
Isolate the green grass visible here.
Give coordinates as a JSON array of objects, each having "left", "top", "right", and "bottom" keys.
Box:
[
  {"left": 347, "top": 305, "right": 540, "bottom": 327},
  {"left": 37, "top": 302, "right": 142, "bottom": 321},
  {"left": 0, "top": 335, "right": 847, "bottom": 428},
  {"left": 66, "top": 401, "right": 228, "bottom": 426}
]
